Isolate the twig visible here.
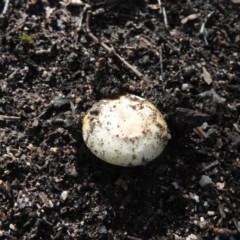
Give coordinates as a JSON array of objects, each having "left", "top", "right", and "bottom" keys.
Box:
[
  {"left": 60, "top": 0, "right": 86, "bottom": 6},
  {"left": 7, "top": 67, "right": 20, "bottom": 80},
  {"left": 114, "top": 50, "right": 144, "bottom": 79},
  {"left": 0, "top": 115, "right": 21, "bottom": 121},
  {"left": 139, "top": 36, "right": 159, "bottom": 57},
  {"left": 232, "top": 218, "right": 240, "bottom": 232},
  {"left": 85, "top": 10, "right": 91, "bottom": 33},
  {"left": 199, "top": 11, "right": 214, "bottom": 45},
  {"left": 217, "top": 202, "right": 226, "bottom": 218},
  {"left": 159, "top": 34, "right": 179, "bottom": 53},
  {"left": 162, "top": 6, "right": 169, "bottom": 29},
  {"left": 159, "top": 46, "right": 163, "bottom": 83},
  {"left": 181, "top": 13, "right": 201, "bottom": 25},
  {"left": 209, "top": 224, "right": 238, "bottom": 235},
  {"left": 85, "top": 11, "right": 144, "bottom": 80},
  {"left": 186, "top": 0, "right": 193, "bottom": 13},
  {"left": 157, "top": 0, "right": 162, "bottom": 14},
  {"left": 69, "top": 100, "right": 76, "bottom": 117},
  {"left": 157, "top": 0, "right": 168, "bottom": 29},
  {"left": 200, "top": 11, "right": 214, "bottom": 34},
  {"left": 2, "top": 0, "right": 10, "bottom": 14},
  {"left": 200, "top": 160, "right": 219, "bottom": 172},
  {"left": 127, "top": 236, "right": 142, "bottom": 240},
  {"left": 196, "top": 126, "right": 208, "bottom": 138},
  {"left": 169, "top": 69, "right": 181, "bottom": 81},
  {"left": 76, "top": 4, "right": 91, "bottom": 32}
]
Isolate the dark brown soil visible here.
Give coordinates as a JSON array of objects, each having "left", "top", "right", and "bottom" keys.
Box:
[{"left": 0, "top": 0, "right": 240, "bottom": 239}]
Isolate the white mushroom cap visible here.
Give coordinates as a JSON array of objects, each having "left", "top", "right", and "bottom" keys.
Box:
[{"left": 82, "top": 94, "right": 169, "bottom": 167}]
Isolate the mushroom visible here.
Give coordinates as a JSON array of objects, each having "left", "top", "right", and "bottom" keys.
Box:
[{"left": 82, "top": 94, "right": 169, "bottom": 167}]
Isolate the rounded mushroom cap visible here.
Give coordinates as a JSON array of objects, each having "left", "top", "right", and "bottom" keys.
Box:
[{"left": 82, "top": 94, "right": 169, "bottom": 167}]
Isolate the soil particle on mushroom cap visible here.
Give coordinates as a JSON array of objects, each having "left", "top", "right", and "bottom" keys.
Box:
[{"left": 82, "top": 94, "right": 169, "bottom": 167}]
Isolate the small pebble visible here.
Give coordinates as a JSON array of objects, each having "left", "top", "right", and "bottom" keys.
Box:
[
  {"left": 207, "top": 211, "right": 215, "bottom": 216},
  {"left": 60, "top": 191, "right": 68, "bottom": 201},
  {"left": 182, "top": 83, "right": 189, "bottom": 91},
  {"left": 186, "top": 233, "right": 197, "bottom": 240},
  {"left": 201, "top": 122, "right": 209, "bottom": 130},
  {"left": 224, "top": 208, "right": 229, "bottom": 213},
  {"left": 172, "top": 182, "right": 179, "bottom": 189},
  {"left": 193, "top": 220, "right": 198, "bottom": 225},
  {"left": 189, "top": 193, "right": 199, "bottom": 202},
  {"left": 216, "top": 182, "right": 225, "bottom": 190},
  {"left": 199, "top": 175, "right": 212, "bottom": 187},
  {"left": 53, "top": 96, "right": 70, "bottom": 109},
  {"left": 9, "top": 224, "right": 17, "bottom": 231},
  {"left": 203, "top": 201, "right": 209, "bottom": 207}
]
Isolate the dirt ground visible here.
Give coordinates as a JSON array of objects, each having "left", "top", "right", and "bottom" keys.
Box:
[{"left": 0, "top": 0, "right": 240, "bottom": 239}]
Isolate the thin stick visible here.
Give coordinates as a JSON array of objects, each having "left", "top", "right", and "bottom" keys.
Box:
[
  {"left": 196, "top": 126, "right": 208, "bottom": 138},
  {"left": 162, "top": 7, "right": 169, "bottom": 29},
  {"left": 2, "top": 0, "right": 10, "bottom": 14},
  {"left": 159, "top": 34, "right": 179, "bottom": 53},
  {"left": 60, "top": 0, "right": 85, "bottom": 6},
  {"left": 157, "top": 0, "right": 168, "bottom": 29},
  {"left": 0, "top": 115, "right": 21, "bottom": 121},
  {"left": 157, "top": 0, "right": 162, "bottom": 14},
  {"left": 159, "top": 46, "right": 163, "bottom": 83},
  {"left": 112, "top": 50, "right": 144, "bottom": 79},
  {"left": 139, "top": 36, "right": 159, "bottom": 57},
  {"left": 232, "top": 218, "right": 240, "bottom": 232},
  {"left": 86, "top": 11, "right": 144, "bottom": 80},
  {"left": 209, "top": 225, "right": 237, "bottom": 236},
  {"left": 199, "top": 11, "right": 214, "bottom": 45},
  {"left": 200, "top": 160, "right": 219, "bottom": 172},
  {"left": 200, "top": 11, "right": 215, "bottom": 34},
  {"left": 186, "top": 0, "right": 193, "bottom": 13},
  {"left": 127, "top": 236, "right": 142, "bottom": 240},
  {"left": 7, "top": 67, "right": 20, "bottom": 80},
  {"left": 76, "top": 4, "right": 91, "bottom": 32}
]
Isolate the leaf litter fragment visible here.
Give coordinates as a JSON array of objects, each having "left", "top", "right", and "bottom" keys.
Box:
[{"left": 201, "top": 67, "right": 212, "bottom": 85}]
